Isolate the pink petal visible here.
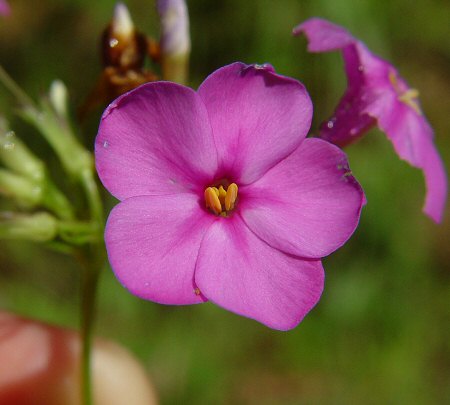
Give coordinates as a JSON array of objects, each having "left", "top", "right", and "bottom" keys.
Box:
[
  {"left": 293, "top": 18, "right": 355, "bottom": 52},
  {"left": 374, "top": 100, "right": 447, "bottom": 223},
  {"left": 95, "top": 82, "right": 217, "bottom": 200},
  {"left": 295, "top": 18, "right": 447, "bottom": 223},
  {"left": 105, "top": 193, "right": 215, "bottom": 305},
  {"left": 0, "top": 0, "right": 10, "bottom": 16},
  {"left": 294, "top": 19, "right": 386, "bottom": 146},
  {"left": 240, "top": 138, "right": 364, "bottom": 258},
  {"left": 197, "top": 62, "right": 313, "bottom": 184},
  {"left": 195, "top": 216, "right": 324, "bottom": 330}
]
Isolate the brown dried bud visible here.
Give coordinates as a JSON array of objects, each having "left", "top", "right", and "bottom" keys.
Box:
[{"left": 101, "top": 3, "right": 148, "bottom": 71}]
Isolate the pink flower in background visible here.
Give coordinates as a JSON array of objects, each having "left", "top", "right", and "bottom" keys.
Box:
[
  {"left": 0, "top": 0, "right": 10, "bottom": 16},
  {"left": 95, "top": 62, "right": 364, "bottom": 330},
  {"left": 294, "top": 18, "right": 447, "bottom": 223}
]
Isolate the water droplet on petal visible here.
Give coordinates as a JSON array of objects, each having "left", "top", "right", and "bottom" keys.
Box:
[
  {"left": 254, "top": 63, "right": 272, "bottom": 70},
  {"left": 103, "top": 141, "right": 109, "bottom": 148},
  {"left": 327, "top": 120, "right": 334, "bottom": 129},
  {"left": 358, "top": 65, "right": 364, "bottom": 72}
]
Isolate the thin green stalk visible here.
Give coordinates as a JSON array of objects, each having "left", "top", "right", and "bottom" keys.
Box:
[
  {"left": 78, "top": 168, "right": 105, "bottom": 405},
  {"left": 1, "top": 62, "right": 107, "bottom": 405},
  {"left": 79, "top": 245, "right": 104, "bottom": 405},
  {"left": 0, "top": 65, "right": 37, "bottom": 109},
  {"left": 58, "top": 220, "right": 99, "bottom": 244},
  {"left": 80, "top": 169, "right": 104, "bottom": 227}
]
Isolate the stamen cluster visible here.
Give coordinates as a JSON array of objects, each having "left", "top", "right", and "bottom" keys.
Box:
[{"left": 204, "top": 183, "right": 238, "bottom": 216}]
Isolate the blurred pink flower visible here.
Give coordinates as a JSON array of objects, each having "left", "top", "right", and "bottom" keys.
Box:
[
  {"left": 294, "top": 18, "right": 447, "bottom": 223},
  {"left": 95, "top": 62, "right": 364, "bottom": 330},
  {"left": 0, "top": 0, "right": 10, "bottom": 16}
]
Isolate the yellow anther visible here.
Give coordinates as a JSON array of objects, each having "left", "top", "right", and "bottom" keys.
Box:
[
  {"left": 399, "top": 89, "right": 422, "bottom": 115},
  {"left": 218, "top": 185, "right": 227, "bottom": 205},
  {"left": 389, "top": 71, "right": 399, "bottom": 89},
  {"left": 204, "top": 182, "right": 239, "bottom": 215},
  {"left": 389, "top": 71, "right": 422, "bottom": 115},
  {"left": 205, "top": 187, "right": 222, "bottom": 215},
  {"left": 225, "top": 183, "right": 238, "bottom": 211}
]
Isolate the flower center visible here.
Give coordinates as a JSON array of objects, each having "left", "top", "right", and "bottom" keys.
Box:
[{"left": 204, "top": 183, "right": 238, "bottom": 216}]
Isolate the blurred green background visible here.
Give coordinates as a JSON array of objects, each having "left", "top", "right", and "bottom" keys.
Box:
[{"left": 1, "top": 0, "right": 449, "bottom": 404}]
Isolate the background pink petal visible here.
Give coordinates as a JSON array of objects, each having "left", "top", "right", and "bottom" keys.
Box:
[
  {"left": 105, "top": 194, "right": 215, "bottom": 305},
  {"left": 240, "top": 138, "right": 363, "bottom": 258},
  {"left": 293, "top": 17, "right": 355, "bottom": 51},
  {"left": 295, "top": 17, "right": 447, "bottom": 223},
  {"left": 95, "top": 82, "right": 217, "bottom": 200},
  {"left": 195, "top": 216, "right": 324, "bottom": 331},
  {"left": 197, "top": 62, "right": 313, "bottom": 184},
  {"left": 375, "top": 101, "right": 447, "bottom": 223},
  {"left": 295, "top": 20, "right": 386, "bottom": 147},
  {"left": 0, "top": 0, "right": 10, "bottom": 16}
]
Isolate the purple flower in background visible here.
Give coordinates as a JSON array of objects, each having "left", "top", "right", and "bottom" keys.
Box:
[
  {"left": 95, "top": 62, "right": 364, "bottom": 330},
  {"left": 0, "top": 0, "right": 10, "bottom": 16},
  {"left": 294, "top": 18, "right": 447, "bottom": 223}
]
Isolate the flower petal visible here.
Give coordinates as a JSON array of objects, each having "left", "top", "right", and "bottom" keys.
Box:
[
  {"left": 105, "top": 193, "right": 214, "bottom": 305},
  {"left": 95, "top": 81, "right": 217, "bottom": 200},
  {"left": 293, "top": 17, "right": 355, "bottom": 52},
  {"left": 197, "top": 62, "right": 313, "bottom": 184},
  {"left": 0, "top": 0, "right": 10, "bottom": 16},
  {"left": 374, "top": 100, "right": 447, "bottom": 223},
  {"left": 195, "top": 216, "right": 324, "bottom": 330},
  {"left": 295, "top": 18, "right": 447, "bottom": 223},
  {"left": 294, "top": 18, "right": 387, "bottom": 146},
  {"left": 240, "top": 138, "right": 364, "bottom": 258}
]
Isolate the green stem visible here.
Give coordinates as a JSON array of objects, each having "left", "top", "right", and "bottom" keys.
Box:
[
  {"left": 78, "top": 168, "right": 105, "bottom": 405},
  {"left": 79, "top": 245, "right": 104, "bottom": 405},
  {"left": 58, "top": 220, "right": 99, "bottom": 244},
  {"left": 42, "top": 180, "right": 75, "bottom": 220},
  {"left": 80, "top": 169, "right": 104, "bottom": 227},
  {"left": 161, "top": 53, "right": 190, "bottom": 85},
  {"left": 0, "top": 64, "right": 37, "bottom": 109}
]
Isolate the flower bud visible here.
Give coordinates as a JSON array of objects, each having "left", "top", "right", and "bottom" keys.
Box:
[
  {"left": 157, "top": 0, "right": 190, "bottom": 84},
  {"left": 102, "top": 2, "right": 148, "bottom": 71},
  {"left": 0, "top": 169, "right": 42, "bottom": 207},
  {"left": 49, "top": 80, "right": 69, "bottom": 119},
  {"left": 0, "top": 212, "right": 58, "bottom": 242},
  {"left": 0, "top": 120, "right": 46, "bottom": 182}
]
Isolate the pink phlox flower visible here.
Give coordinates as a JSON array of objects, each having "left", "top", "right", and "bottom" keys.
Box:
[
  {"left": 95, "top": 62, "right": 364, "bottom": 330},
  {"left": 294, "top": 18, "right": 447, "bottom": 223},
  {"left": 0, "top": 0, "right": 10, "bottom": 16}
]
